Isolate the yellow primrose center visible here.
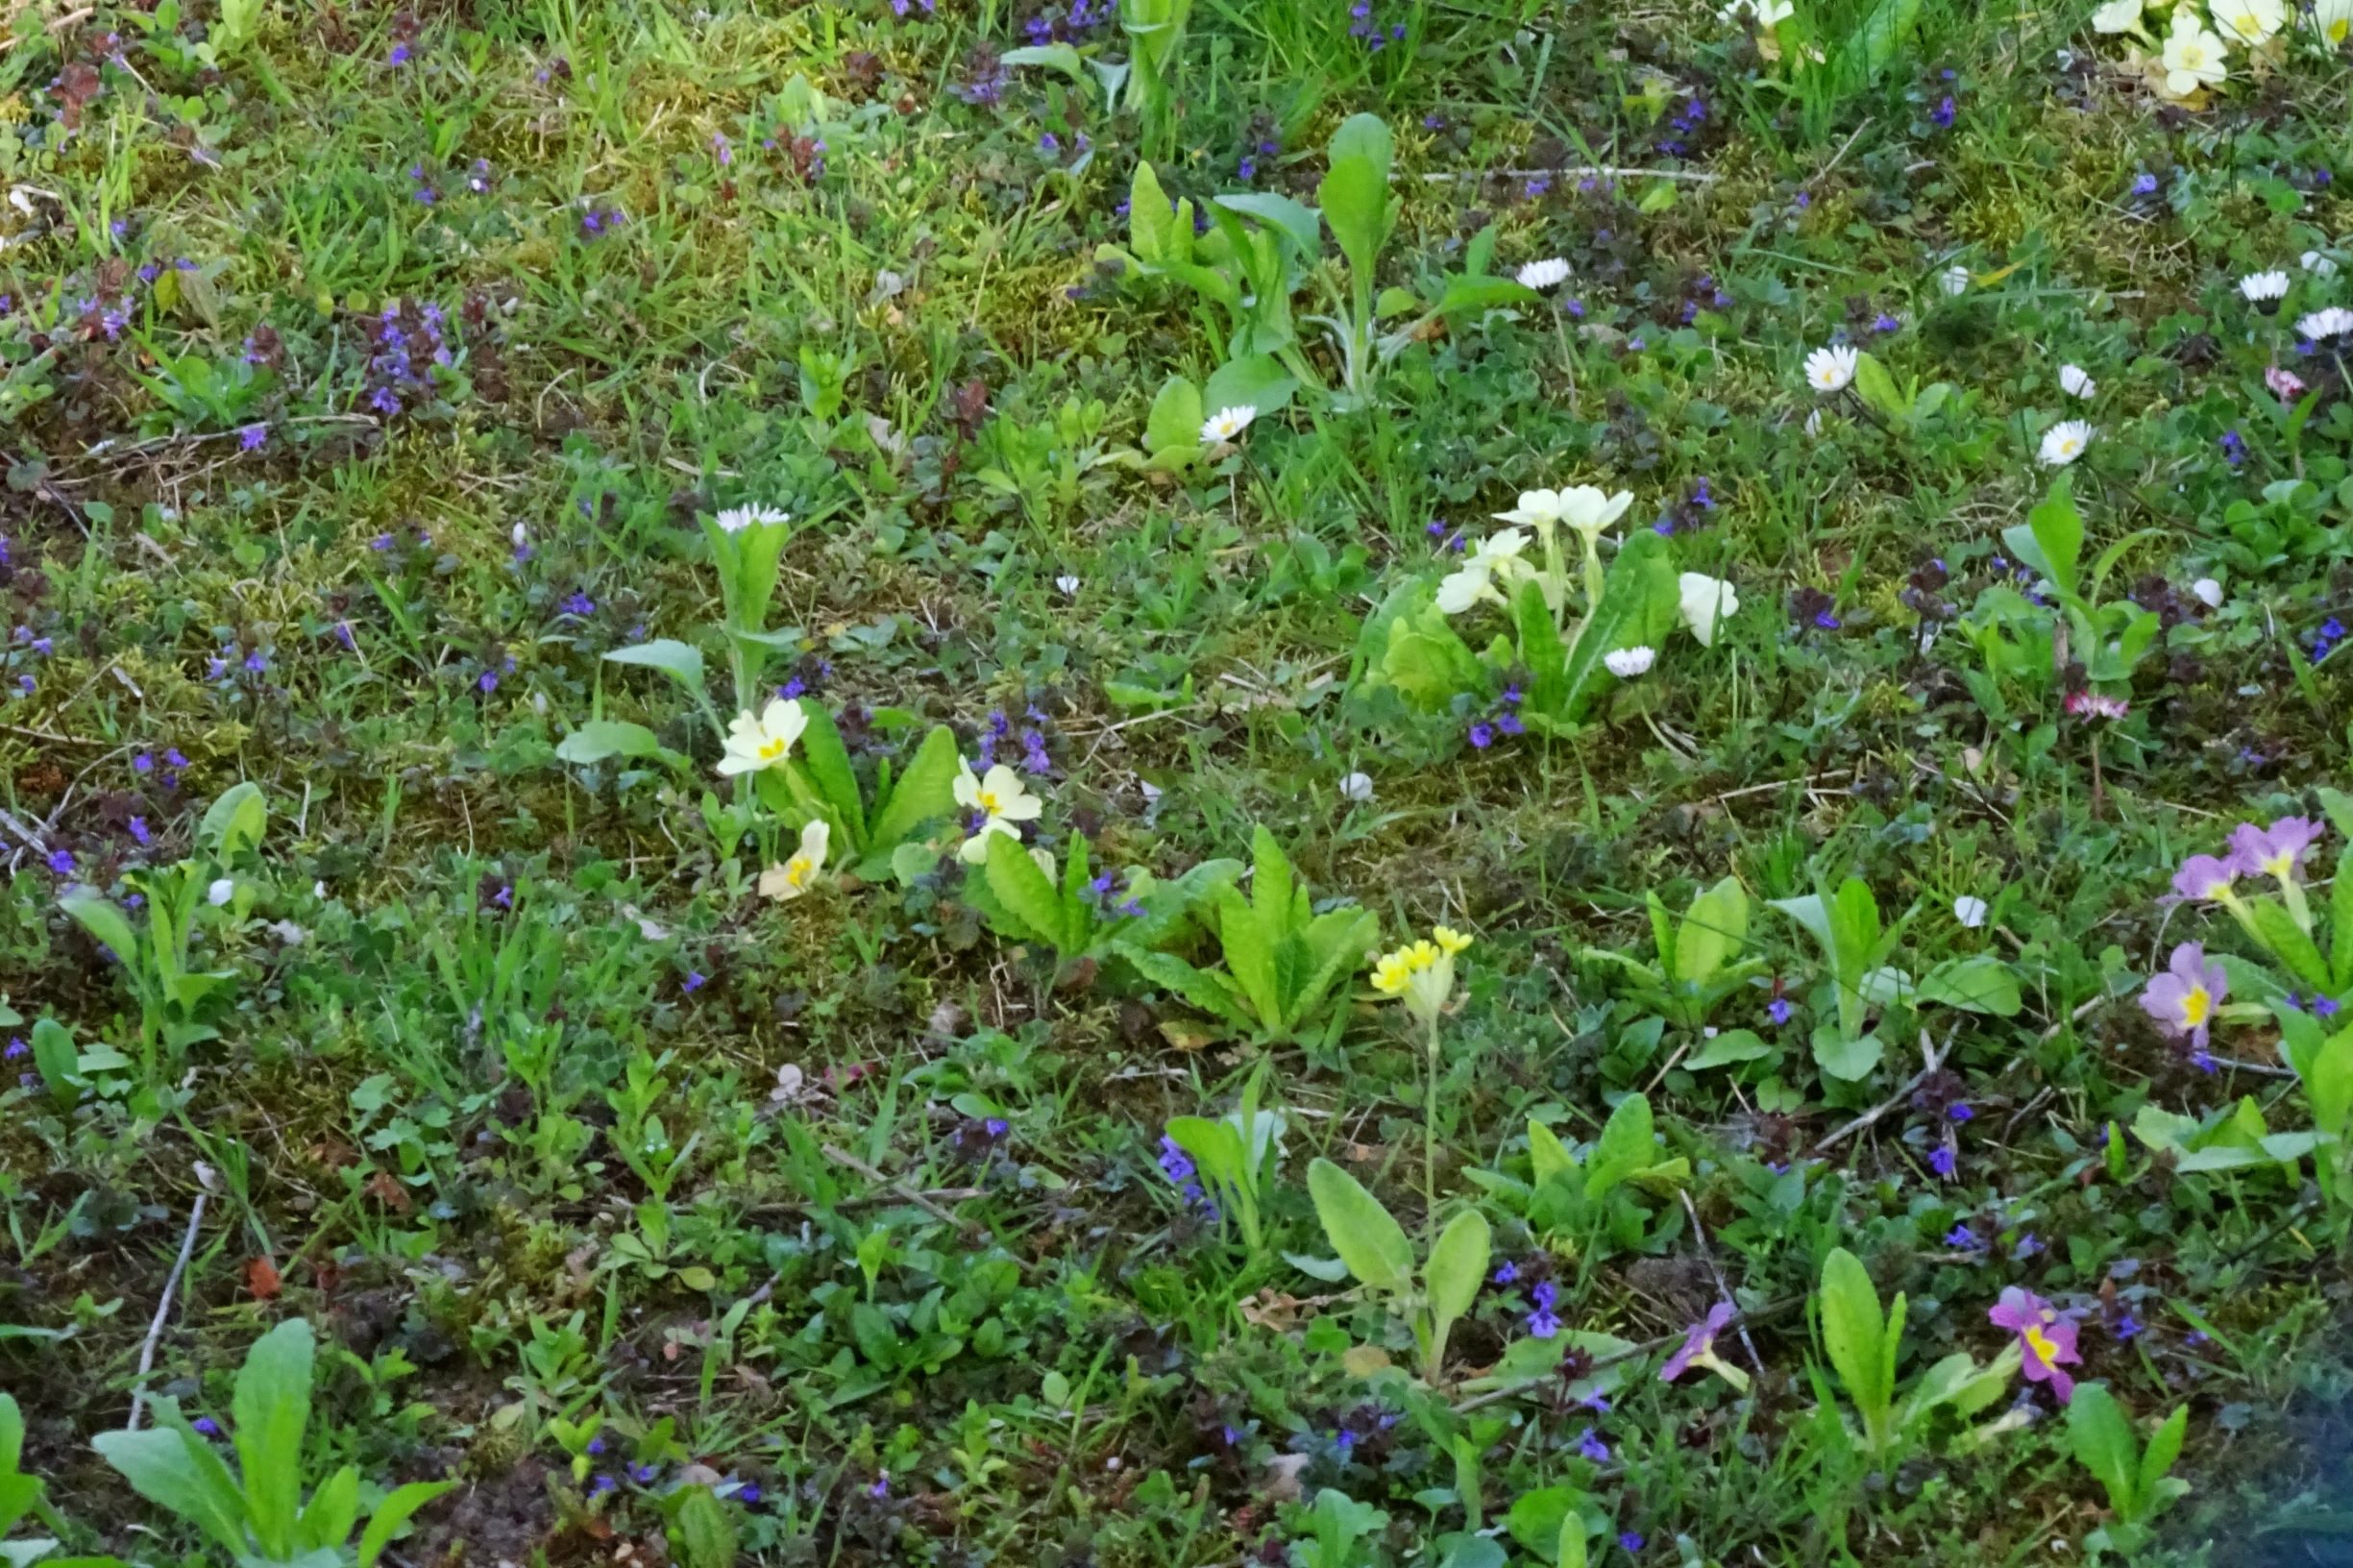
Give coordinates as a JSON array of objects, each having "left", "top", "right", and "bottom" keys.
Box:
[
  {"left": 977, "top": 790, "right": 1002, "bottom": 813},
  {"left": 784, "top": 854, "right": 816, "bottom": 888},
  {"left": 759, "top": 737, "right": 792, "bottom": 761},
  {"left": 2260, "top": 851, "right": 2293, "bottom": 877},
  {"left": 2022, "top": 1325, "right": 2059, "bottom": 1362},
  {"left": 2180, "top": 985, "right": 2212, "bottom": 1028}
]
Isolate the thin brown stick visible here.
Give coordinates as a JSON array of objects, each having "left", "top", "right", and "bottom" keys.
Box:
[
  {"left": 127, "top": 1192, "right": 207, "bottom": 1431},
  {"left": 1808, "top": 1029, "right": 1949, "bottom": 1157}
]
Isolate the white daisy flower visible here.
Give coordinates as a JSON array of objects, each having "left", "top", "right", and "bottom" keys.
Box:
[
  {"left": 2239, "top": 270, "right": 2290, "bottom": 306},
  {"left": 1201, "top": 405, "right": 1258, "bottom": 444},
  {"left": 1803, "top": 344, "right": 1859, "bottom": 393},
  {"left": 1516, "top": 257, "right": 1572, "bottom": 291},
  {"left": 1604, "top": 646, "right": 1656, "bottom": 678},
  {"left": 2039, "top": 420, "right": 2095, "bottom": 466},
  {"left": 2297, "top": 306, "right": 2353, "bottom": 340},
  {"left": 2058, "top": 363, "right": 2096, "bottom": 399},
  {"left": 714, "top": 503, "right": 792, "bottom": 534},
  {"left": 1337, "top": 771, "right": 1375, "bottom": 802}
]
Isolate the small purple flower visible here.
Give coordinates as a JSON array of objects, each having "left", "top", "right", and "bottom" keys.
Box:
[
  {"left": 1931, "top": 95, "right": 1955, "bottom": 128},
  {"left": 238, "top": 424, "right": 266, "bottom": 451},
  {"left": 2227, "top": 817, "right": 2320, "bottom": 881},
  {"left": 128, "top": 816, "right": 151, "bottom": 846},
  {"left": 1989, "top": 1286, "right": 2081, "bottom": 1402},
  {"left": 869, "top": 1471, "right": 890, "bottom": 1500},
  {"left": 1577, "top": 1427, "right": 1609, "bottom": 1461},
  {"left": 2113, "top": 1312, "right": 2143, "bottom": 1340},
  {"left": 2131, "top": 172, "right": 2159, "bottom": 196},
  {"left": 683, "top": 971, "right": 706, "bottom": 993},
  {"left": 2012, "top": 1232, "right": 2044, "bottom": 1260},
  {"left": 1949, "top": 1102, "right": 1974, "bottom": 1122},
  {"left": 1929, "top": 1145, "right": 1956, "bottom": 1179},
  {"left": 2219, "top": 429, "right": 2245, "bottom": 468},
  {"left": 1527, "top": 1281, "right": 1561, "bottom": 1339},
  {"left": 1766, "top": 997, "right": 1793, "bottom": 1026},
  {"left": 1659, "top": 1301, "right": 1736, "bottom": 1382},
  {"left": 1468, "top": 722, "right": 1496, "bottom": 749},
  {"left": 1491, "top": 1260, "right": 1519, "bottom": 1285},
  {"left": 985, "top": 1117, "right": 1009, "bottom": 1138},
  {"left": 629, "top": 1462, "right": 660, "bottom": 1484},
  {"left": 477, "top": 670, "right": 499, "bottom": 694},
  {"left": 586, "top": 1437, "right": 606, "bottom": 1456},
  {"left": 1945, "top": 1223, "right": 1980, "bottom": 1249},
  {"left": 1620, "top": 1532, "right": 1645, "bottom": 1554},
  {"left": 45, "top": 848, "right": 73, "bottom": 874},
  {"left": 2140, "top": 942, "right": 2227, "bottom": 1047},
  {"left": 192, "top": 1416, "right": 221, "bottom": 1435}
]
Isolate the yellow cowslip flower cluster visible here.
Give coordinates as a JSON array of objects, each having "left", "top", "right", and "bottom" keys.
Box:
[{"left": 1371, "top": 925, "right": 1472, "bottom": 1025}]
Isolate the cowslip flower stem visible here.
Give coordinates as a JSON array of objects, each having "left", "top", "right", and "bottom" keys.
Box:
[{"left": 1424, "top": 1014, "right": 1442, "bottom": 1245}]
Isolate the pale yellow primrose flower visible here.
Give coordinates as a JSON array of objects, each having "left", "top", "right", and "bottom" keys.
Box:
[
  {"left": 760, "top": 818, "right": 832, "bottom": 901},
  {"left": 1371, "top": 925, "right": 1473, "bottom": 1025},
  {"left": 955, "top": 761, "right": 1044, "bottom": 864},
  {"left": 718, "top": 698, "right": 810, "bottom": 776}
]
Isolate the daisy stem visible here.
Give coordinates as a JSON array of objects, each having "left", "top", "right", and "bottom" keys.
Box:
[{"left": 1554, "top": 308, "right": 1580, "bottom": 417}]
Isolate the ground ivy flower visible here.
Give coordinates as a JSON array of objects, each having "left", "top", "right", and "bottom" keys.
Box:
[
  {"left": 2212, "top": 0, "right": 2284, "bottom": 44},
  {"left": 1989, "top": 1286, "right": 2082, "bottom": 1402},
  {"left": 1435, "top": 528, "right": 1532, "bottom": 614},
  {"left": 2160, "top": 15, "right": 2228, "bottom": 95},
  {"left": 1802, "top": 344, "right": 1858, "bottom": 393},
  {"left": 1678, "top": 573, "right": 1740, "bottom": 647},
  {"left": 1516, "top": 257, "right": 1571, "bottom": 291},
  {"left": 1658, "top": 1301, "right": 1749, "bottom": 1390},
  {"left": 2296, "top": 306, "right": 2353, "bottom": 340},
  {"left": 1525, "top": 1279, "right": 1561, "bottom": 1338},
  {"left": 714, "top": 503, "right": 791, "bottom": 534},
  {"left": 759, "top": 818, "right": 832, "bottom": 901},
  {"left": 2057, "top": 363, "right": 2096, "bottom": 399},
  {"left": 1605, "top": 645, "right": 1656, "bottom": 677},
  {"left": 2140, "top": 941, "right": 2226, "bottom": 1047},
  {"left": 954, "top": 761, "right": 1043, "bottom": 863},
  {"left": 1370, "top": 924, "right": 1471, "bottom": 1026},
  {"left": 718, "top": 698, "right": 809, "bottom": 775},
  {"left": 2038, "top": 419, "right": 2094, "bottom": 466},
  {"left": 1200, "top": 405, "right": 1257, "bottom": 444}
]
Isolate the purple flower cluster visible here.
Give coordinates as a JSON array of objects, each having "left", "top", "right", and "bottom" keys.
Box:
[
  {"left": 1019, "top": 0, "right": 1114, "bottom": 42},
  {"left": 1656, "top": 95, "right": 1707, "bottom": 159},
  {"left": 1348, "top": 0, "right": 1407, "bottom": 48},
  {"left": 2314, "top": 616, "right": 2344, "bottom": 662},
  {"left": 975, "top": 707, "right": 1051, "bottom": 773},
  {"left": 1466, "top": 684, "right": 1526, "bottom": 750},
  {"left": 362, "top": 301, "right": 457, "bottom": 421},
  {"left": 1157, "top": 1136, "right": 1218, "bottom": 1219}
]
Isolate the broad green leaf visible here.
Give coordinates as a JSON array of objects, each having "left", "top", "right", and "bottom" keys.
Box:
[
  {"left": 554, "top": 721, "right": 666, "bottom": 766},
  {"left": 1293, "top": 906, "right": 1379, "bottom": 1033},
  {"left": 1514, "top": 576, "right": 1566, "bottom": 713},
  {"left": 1851, "top": 353, "right": 1907, "bottom": 423},
  {"left": 59, "top": 891, "right": 140, "bottom": 965},
  {"left": 671, "top": 1484, "right": 738, "bottom": 1568},
  {"left": 1327, "top": 111, "right": 1394, "bottom": 182},
  {"left": 2245, "top": 898, "right": 2332, "bottom": 990},
  {"left": 2066, "top": 1384, "right": 2142, "bottom": 1518},
  {"left": 868, "top": 725, "right": 961, "bottom": 853},
  {"left": 1424, "top": 1207, "right": 1491, "bottom": 1326},
  {"left": 791, "top": 699, "right": 868, "bottom": 846},
  {"left": 603, "top": 639, "right": 706, "bottom": 691},
  {"left": 2137, "top": 1406, "right": 2190, "bottom": 1520},
  {"left": 1684, "top": 1028, "right": 1769, "bottom": 1070},
  {"left": 1674, "top": 877, "right": 1748, "bottom": 987},
  {"left": 1318, "top": 153, "right": 1390, "bottom": 285},
  {"left": 2333, "top": 843, "right": 2353, "bottom": 989},
  {"left": 233, "top": 1318, "right": 316, "bottom": 1556},
  {"left": 1526, "top": 1118, "right": 1579, "bottom": 1187},
  {"left": 1143, "top": 376, "right": 1205, "bottom": 454},
  {"left": 296, "top": 1463, "right": 360, "bottom": 1552},
  {"left": 1213, "top": 192, "right": 1322, "bottom": 258},
  {"left": 30, "top": 1018, "right": 78, "bottom": 1108},
  {"left": 1812, "top": 1027, "right": 1884, "bottom": 1081},
  {"left": 355, "top": 1481, "right": 456, "bottom": 1568},
  {"left": 1554, "top": 531, "right": 1679, "bottom": 722},
  {"left": 1818, "top": 1248, "right": 1891, "bottom": 1433},
  {"left": 2001, "top": 475, "right": 2082, "bottom": 600},
  {"left": 1916, "top": 955, "right": 2022, "bottom": 1016},
  {"left": 1120, "top": 947, "right": 1256, "bottom": 1028},
  {"left": 92, "top": 1424, "right": 248, "bottom": 1555},
  {"left": 198, "top": 782, "right": 267, "bottom": 859},
  {"left": 1164, "top": 1115, "right": 1245, "bottom": 1191},
  {"left": 984, "top": 832, "right": 1071, "bottom": 953},
  {"left": 1213, "top": 886, "right": 1283, "bottom": 1033},
  {"left": 999, "top": 43, "right": 1086, "bottom": 82},
  {"left": 1306, "top": 1157, "right": 1413, "bottom": 1295},
  {"left": 1203, "top": 355, "right": 1297, "bottom": 417}
]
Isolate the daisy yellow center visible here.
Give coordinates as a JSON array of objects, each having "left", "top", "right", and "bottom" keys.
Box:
[
  {"left": 2022, "top": 1325, "right": 2059, "bottom": 1362},
  {"left": 2180, "top": 985, "right": 2211, "bottom": 1027}
]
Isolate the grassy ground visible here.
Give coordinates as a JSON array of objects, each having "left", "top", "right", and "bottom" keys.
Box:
[{"left": 3, "top": 0, "right": 2353, "bottom": 1562}]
